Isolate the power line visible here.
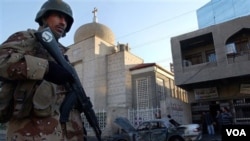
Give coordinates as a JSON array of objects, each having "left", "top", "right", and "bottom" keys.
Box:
[
  {"left": 116, "top": 0, "right": 240, "bottom": 51},
  {"left": 128, "top": 23, "right": 199, "bottom": 50},
  {"left": 115, "top": 9, "right": 196, "bottom": 40}
]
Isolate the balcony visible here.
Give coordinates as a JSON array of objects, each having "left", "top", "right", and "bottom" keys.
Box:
[{"left": 227, "top": 51, "right": 250, "bottom": 64}]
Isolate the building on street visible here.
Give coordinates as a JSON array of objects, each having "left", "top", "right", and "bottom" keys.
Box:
[
  {"left": 171, "top": 15, "right": 250, "bottom": 134},
  {"left": 197, "top": 0, "right": 250, "bottom": 29},
  {"left": 65, "top": 8, "right": 190, "bottom": 137}
]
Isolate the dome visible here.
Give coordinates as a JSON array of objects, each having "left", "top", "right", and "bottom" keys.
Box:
[{"left": 74, "top": 22, "right": 115, "bottom": 44}]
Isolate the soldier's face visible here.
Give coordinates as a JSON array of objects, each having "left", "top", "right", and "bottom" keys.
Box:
[{"left": 45, "top": 11, "right": 68, "bottom": 39}]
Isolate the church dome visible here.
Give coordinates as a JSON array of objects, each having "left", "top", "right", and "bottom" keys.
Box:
[{"left": 74, "top": 22, "right": 115, "bottom": 44}]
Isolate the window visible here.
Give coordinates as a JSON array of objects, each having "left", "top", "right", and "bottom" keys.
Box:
[
  {"left": 165, "top": 78, "right": 171, "bottom": 97},
  {"left": 170, "top": 80, "right": 175, "bottom": 98},
  {"left": 181, "top": 33, "right": 214, "bottom": 66},
  {"left": 136, "top": 78, "right": 149, "bottom": 109},
  {"left": 151, "top": 121, "right": 165, "bottom": 129},
  {"left": 156, "top": 78, "right": 165, "bottom": 100},
  {"left": 137, "top": 122, "right": 150, "bottom": 130},
  {"left": 226, "top": 29, "right": 250, "bottom": 55},
  {"left": 206, "top": 49, "right": 216, "bottom": 62},
  {"left": 234, "top": 39, "right": 250, "bottom": 54},
  {"left": 185, "top": 52, "right": 203, "bottom": 65}
]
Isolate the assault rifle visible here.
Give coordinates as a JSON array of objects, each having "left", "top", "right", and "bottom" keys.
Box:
[{"left": 35, "top": 27, "right": 102, "bottom": 141}]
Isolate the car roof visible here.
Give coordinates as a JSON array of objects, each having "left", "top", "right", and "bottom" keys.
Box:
[
  {"left": 138, "top": 118, "right": 173, "bottom": 127},
  {"left": 114, "top": 117, "right": 179, "bottom": 133}
]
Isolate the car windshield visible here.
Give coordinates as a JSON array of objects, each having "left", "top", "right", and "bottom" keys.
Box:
[{"left": 137, "top": 121, "right": 167, "bottom": 130}]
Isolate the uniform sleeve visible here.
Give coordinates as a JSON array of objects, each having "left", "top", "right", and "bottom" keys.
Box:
[
  {"left": 0, "top": 31, "right": 48, "bottom": 80},
  {"left": 25, "top": 55, "right": 48, "bottom": 79}
]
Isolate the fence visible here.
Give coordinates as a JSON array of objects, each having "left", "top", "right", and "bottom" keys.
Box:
[
  {"left": 128, "top": 107, "right": 161, "bottom": 127},
  {"left": 81, "top": 109, "right": 107, "bottom": 131},
  {"left": 82, "top": 108, "right": 160, "bottom": 131}
]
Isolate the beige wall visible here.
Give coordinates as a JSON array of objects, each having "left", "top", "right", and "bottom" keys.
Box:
[{"left": 171, "top": 15, "right": 250, "bottom": 86}]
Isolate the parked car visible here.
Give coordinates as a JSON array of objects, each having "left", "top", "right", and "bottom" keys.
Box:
[
  {"left": 165, "top": 117, "right": 202, "bottom": 141},
  {"left": 176, "top": 123, "right": 202, "bottom": 141},
  {"left": 109, "top": 117, "right": 185, "bottom": 141}
]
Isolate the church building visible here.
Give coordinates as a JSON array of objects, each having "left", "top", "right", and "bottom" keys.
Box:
[{"left": 65, "top": 8, "right": 191, "bottom": 136}]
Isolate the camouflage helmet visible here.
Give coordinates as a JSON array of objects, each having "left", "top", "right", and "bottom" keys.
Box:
[{"left": 35, "top": 0, "right": 73, "bottom": 33}]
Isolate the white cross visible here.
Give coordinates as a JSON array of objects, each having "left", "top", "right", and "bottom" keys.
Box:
[{"left": 92, "top": 7, "right": 98, "bottom": 22}]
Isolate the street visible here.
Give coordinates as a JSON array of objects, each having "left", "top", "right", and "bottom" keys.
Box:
[
  {"left": 86, "top": 134, "right": 222, "bottom": 141},
  {"left": 201, "top": 134, "right": 221, "bottom": 141}
]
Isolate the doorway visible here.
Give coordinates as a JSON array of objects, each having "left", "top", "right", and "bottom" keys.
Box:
[{"left": 209, "top": 104, "right": 220, "bottom": 133}]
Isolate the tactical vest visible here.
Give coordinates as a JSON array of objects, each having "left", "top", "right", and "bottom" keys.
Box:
[{"left": 0, "top": 29, "right": 65, "bottom": 123}]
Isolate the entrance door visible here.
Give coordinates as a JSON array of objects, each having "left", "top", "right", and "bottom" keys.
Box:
[{"left": 209, "top": 104, "right": 220, "bottom": 133}]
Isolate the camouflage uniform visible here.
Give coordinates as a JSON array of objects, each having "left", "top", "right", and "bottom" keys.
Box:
[{"left": 0, "top": 29, "right": 85, "bottom": 140}]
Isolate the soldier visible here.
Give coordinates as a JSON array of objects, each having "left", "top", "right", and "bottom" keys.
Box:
[{"left": 0, "top": 0, "right": 86, "bottom": 140}]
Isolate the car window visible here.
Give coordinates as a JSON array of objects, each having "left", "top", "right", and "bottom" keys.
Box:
[
  {"left": 137, "top": 122, "right": 150, "bottom": 131},
  {"left": 162, "top": 119, "right": 174, "bottom": 128},
  {"left": 151, "top": 121, "right": 166, "bottom": 129}
]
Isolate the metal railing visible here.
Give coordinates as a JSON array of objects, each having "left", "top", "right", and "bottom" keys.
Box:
[
  {"left": 81, "top": 109, "right": 107, "bottom": 131},
  {"left": 128, "top": 108, "right": 161, "bottom": 127}
]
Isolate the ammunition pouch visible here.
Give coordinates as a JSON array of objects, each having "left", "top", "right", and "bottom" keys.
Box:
[
  {"left": 0, "top": 80, "right": 57, "bottom": 122},
  {"left": 12, "top": 80, "right": 37, "bottom": 119},
  {"left": 32, "top": 80, "right": 56, "bottom": 117}
]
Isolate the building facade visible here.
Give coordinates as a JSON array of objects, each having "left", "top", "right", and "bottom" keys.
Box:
[
  {"left": 171, "top": 15, "right": 250, "bottom": 132},
  {"left": 130, "top": 63, "right": 191, "bottom": 124},
  {"left": 197, "top": 0, "right": 250, "bottom": 29},
  {"left": 65, "top": 10, "right": 191, "bottom": 136}
]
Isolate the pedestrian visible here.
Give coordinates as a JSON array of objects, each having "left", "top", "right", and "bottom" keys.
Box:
[
  {"left": 216, "top": 110, "right": 223, "bottom": 134},
  {"left": 221, "top": 107, "right": 233, "bottom": 125},
  {"left": 202, "top": 112, "right": 215, "bottom": 135},
  {"left": 0, "top": 0, "right": 86, "bottom": 140}
]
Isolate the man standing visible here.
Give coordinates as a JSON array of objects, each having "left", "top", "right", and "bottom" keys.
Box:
[
  {"left": 0, "top": 0, "right": 86, "bottom": 140},
  {"left": 202, "top": 112, "right": 215, "bottom": 136},
  {"left": 216, "top": 110, "right": 223, "bottom": 134},
  {"left": 221, "top": 107, "right": 233, "bottom": 125}
]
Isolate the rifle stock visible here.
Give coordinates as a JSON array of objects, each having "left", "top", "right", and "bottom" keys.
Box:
[{"left": 34, "top": 27, "right": 102, "bottom": 141}]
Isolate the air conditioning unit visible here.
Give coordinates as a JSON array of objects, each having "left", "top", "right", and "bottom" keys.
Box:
[
  {"left": 226, "top": 43, "right": 237, "bottom": 54},
  {"left": 183, "top": 60, "right": 192, "bottom": 67}
]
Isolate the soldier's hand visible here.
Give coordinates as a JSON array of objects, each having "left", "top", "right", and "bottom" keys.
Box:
[{"left": 44, "top": 61, "right": 73, "bottom": 85}]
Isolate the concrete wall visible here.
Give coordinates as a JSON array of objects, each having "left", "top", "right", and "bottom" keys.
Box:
[{"left": 171, "top": 15, "right": 250, "bottom": 86}]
